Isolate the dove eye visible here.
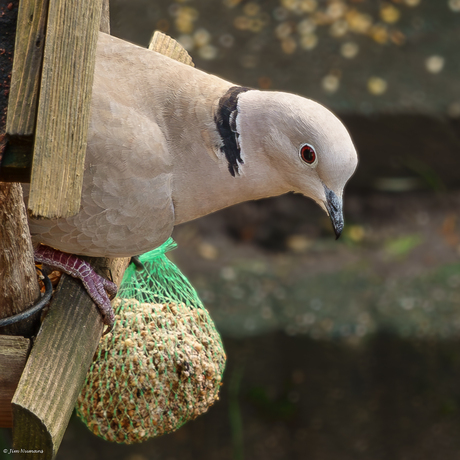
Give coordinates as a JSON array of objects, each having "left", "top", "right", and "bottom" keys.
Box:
[{"left": 299, "top": 144, "right": 317, "bottom": 166}]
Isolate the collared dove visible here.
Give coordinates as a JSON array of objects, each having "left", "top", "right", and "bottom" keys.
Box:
[{"left": 30, "top": 32, "right": 358, "bottom": 329}]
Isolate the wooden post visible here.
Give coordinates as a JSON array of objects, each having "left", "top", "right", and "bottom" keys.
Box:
[
  {"left": 27, "top": 0, "right": 103, "bottom": 218},
  {"left": 0, "top": 0, "right": 42, "bottom": 334},
  {"left": 0, "top": 182, "right": 41, "bottom": 338}
]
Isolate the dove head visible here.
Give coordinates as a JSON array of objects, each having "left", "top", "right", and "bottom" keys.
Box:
[{"left": 236, "top": 90, "right": 358, "bottom": 238}]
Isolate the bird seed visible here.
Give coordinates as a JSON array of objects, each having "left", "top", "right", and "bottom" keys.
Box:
[{"left": 77, "top": 297, "right": 226, "bottom": 444}]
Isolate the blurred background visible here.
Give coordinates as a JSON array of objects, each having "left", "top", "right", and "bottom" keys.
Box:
[{"left": 4, "top": 0, "right": 460, "bottom": 458}]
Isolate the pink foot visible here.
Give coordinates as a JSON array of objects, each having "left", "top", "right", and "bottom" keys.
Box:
[{"left": 34, "top": 245, "right": 118, "bottom": 332}]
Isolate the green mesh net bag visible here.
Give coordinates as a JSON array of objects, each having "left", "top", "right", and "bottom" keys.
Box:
[{"left": 76, "top": 238, "right": 226, "bottom": 444}]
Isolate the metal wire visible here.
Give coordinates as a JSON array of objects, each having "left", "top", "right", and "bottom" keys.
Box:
[{"left": 0, "top": 268, "right": 53, "bottom": 327}]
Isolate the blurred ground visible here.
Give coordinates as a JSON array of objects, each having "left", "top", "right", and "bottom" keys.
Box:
[{"left": 3, "top": 1, "right": 460, "bottom": 459}]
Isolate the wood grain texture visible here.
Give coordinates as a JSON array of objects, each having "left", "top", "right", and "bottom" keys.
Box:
[
  {"left": 100, "top": 0, "right": 110, "bottom": 34},
  {"left": 0, "top": 182, "right": 41, "bottom": 337},
  {"left": 149, "top": 31, "right": 195, "bottom": 67},
  {"left": 0, "top": 0, "right": 34, "bottom": 183},
  {"left": 0, "top": 1, "right": 41, "bottom": 339},
  {"left": 0, "top": 0, "right": 19, "bottom": 130},
  {"left": 12, "top": 256, "right": 130, "bottom": 460},
  {"left": 0, "top": 0, "right": 110, "bottom": 183},
  {"left": 5, "top": 0, "right": 49, "bottom": 136},
  {"left": 0, "top": 336, "right": 30, "bottom": 428},
  {"left": 28, "top": 0, "right": 103, "bottom": 219}
]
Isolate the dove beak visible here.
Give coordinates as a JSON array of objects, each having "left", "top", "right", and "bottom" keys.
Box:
[{"left": 324, "top": 186, "right": 344, "bottom": 240}]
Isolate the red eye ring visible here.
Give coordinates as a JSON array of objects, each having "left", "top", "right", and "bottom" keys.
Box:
[{"left": 300, "top": 144, "right": 316, "bottom": 165}]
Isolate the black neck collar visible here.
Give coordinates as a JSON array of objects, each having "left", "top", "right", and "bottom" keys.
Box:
[{"left": 215, "top": 86, "right": 251, "bottom": 177}]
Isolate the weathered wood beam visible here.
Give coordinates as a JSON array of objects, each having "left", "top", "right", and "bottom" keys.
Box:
[
  {"left": 149, "top": 31, "right": 194, "bottom": 67},
  {"left": 0, "top": 0, "right": 109, "bottom": 184},
  {"left": 0, "top": 0, "right": 49, "bottom": 183},
  {"left": 12, "top": 256, "right": 130, "bottom": 459},
  {"left": 100, "top": 0, "right": 110, "bottom": 35},
  {"left": 6, "top": 0, "right": 49, "bottom": 137},
  {"left": 0, "top": 336, "right": 31, "bottom": 428},
  {"left": 27, "top": 0, "right": 103, "bottom": 218},
  {"left": 0, "top": 0, "right": 18, "bottom": 128}
]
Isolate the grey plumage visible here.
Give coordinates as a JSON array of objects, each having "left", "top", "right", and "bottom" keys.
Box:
[{"left": 27, "top": 32, "right": 358, "bottom": 258}]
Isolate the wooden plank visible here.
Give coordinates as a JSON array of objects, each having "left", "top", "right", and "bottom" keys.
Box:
[
  {"left": 0, "top": 0, "right": 19, "bottom": 130},
  {"left": 100, "top": 0, "right": 110, "bottom": 35},
  {"left": 0, "top": 0, "right": 33, "bottom": 183},
  {"left": 5, "top": 0, "right": 49, "bottom": 137},
  {"left": 149, "top": 31, "right": 194, "bottom": 67},
  {"left": 12, "top": 256, "right": 130, "bottom": 460},
  {"left": 27, "top": 0, "right": 103, "bottom": 219},
  {"left": 0, "top": 336, "right": 31, "bottom": 428}
]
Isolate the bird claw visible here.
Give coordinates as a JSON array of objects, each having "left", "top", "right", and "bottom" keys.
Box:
[
  {"left": 34, "top": 245, "right": 117, "bottom": 333},
  {"left": 79, "top": 268, "right": 117, "bottom": 334}
]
